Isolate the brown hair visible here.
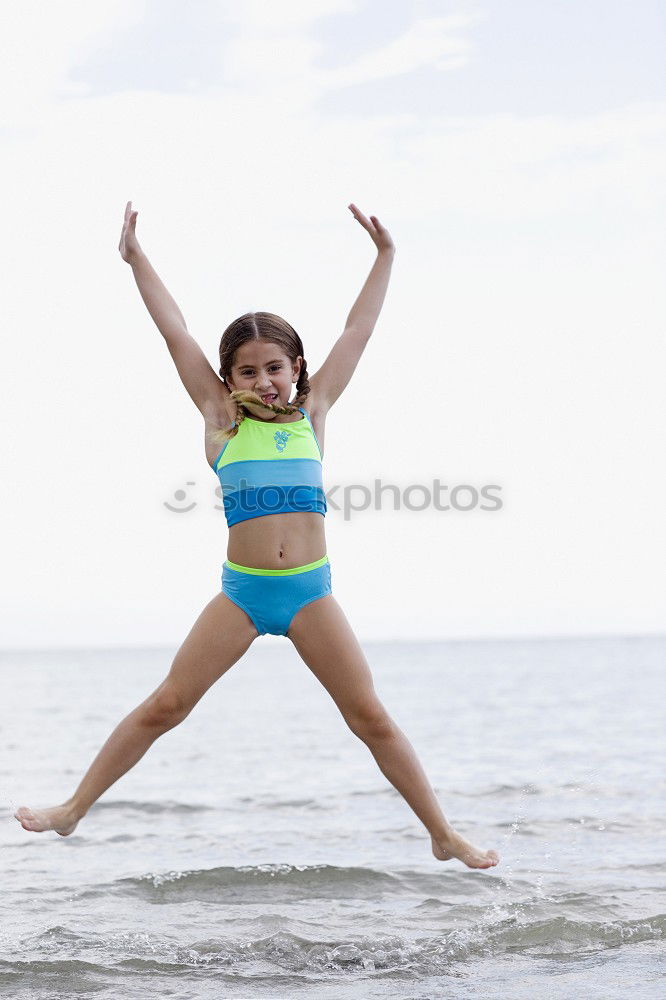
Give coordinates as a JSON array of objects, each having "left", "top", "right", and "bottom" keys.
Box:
[{"left": 210, "top": 312, "right": 312, "bottom": 447}]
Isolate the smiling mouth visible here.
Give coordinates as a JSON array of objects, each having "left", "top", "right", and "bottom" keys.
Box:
[{"left": 260, "top": 393, "right": 278, "bottom": 403}]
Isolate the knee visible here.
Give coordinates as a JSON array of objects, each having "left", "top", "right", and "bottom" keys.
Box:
[
  {"left": 345, "top": 702, "right": 395, "bottom": 743},
  {"left": 140, "top": 684, "right": 190, "bottom": 730}
]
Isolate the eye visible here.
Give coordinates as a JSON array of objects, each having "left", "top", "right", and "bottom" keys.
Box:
[{"left": 241, "top": 365, "right": 282, "bottom": 375}]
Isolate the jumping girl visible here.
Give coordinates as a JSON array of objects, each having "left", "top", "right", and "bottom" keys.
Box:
[{"left": 14, "top": 201, "right": 499, "bottom": 871}]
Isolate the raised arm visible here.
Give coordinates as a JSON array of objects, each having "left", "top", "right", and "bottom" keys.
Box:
[
  {"left": 309, "top": 204, "right": 395, "bottom": 413},
  {"left": 118, "top": 201, "right": 233, "bottom": 422}
]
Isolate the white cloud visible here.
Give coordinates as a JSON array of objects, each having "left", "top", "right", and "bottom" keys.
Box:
[
  {"left": 219, "top": 0, "right": 356, "bottom": 29},
  {"left": 316, "top": 13, "right": 482, "bottom": 87},
  {"left": 395, "top": 103, "right": 666, "bottom": 221},
  {"left": 220, "top": 9, "right": 482, "bottom": 93},
  {"left": 0, "top": 0, "right": 146, "bottom": 126}
]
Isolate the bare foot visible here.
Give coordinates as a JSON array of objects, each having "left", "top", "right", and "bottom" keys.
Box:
[
  {"left": 14, "top": 803, "right": 80, "bottom": 837},
  {"left": 431, "top": 829, "right": 500, "bottom": 869}
]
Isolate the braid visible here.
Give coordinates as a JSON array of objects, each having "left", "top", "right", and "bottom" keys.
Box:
[
  {"left": 291, "top": 357, "right": 311, "bottom": 408},
  {"left": 210, "top": 370, "right": 310, "bottom": 450}
]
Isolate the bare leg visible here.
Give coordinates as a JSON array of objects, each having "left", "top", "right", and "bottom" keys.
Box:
[
  {"left": 14, "top": 593, "right": 258, "bottom": 836},
  {"left": 288, "top": 595, "right": 500, "bottom": 870}
]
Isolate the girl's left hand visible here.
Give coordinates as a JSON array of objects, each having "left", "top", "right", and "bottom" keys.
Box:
[{"left": 348, "top": 203, "right": 395, "bottom": 254}]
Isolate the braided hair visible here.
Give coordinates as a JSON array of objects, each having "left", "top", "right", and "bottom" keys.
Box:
[{"left": 210, "top": 312, "right": 312, "bottom": 448}]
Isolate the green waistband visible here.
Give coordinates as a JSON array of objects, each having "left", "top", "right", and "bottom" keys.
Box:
[{"left": 225, "top": 554, "right": 329, "bottom": 576}]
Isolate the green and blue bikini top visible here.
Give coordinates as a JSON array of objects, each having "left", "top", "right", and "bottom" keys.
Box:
[{"left": 211, "top": 407, "right": 327, "bottom": 527}]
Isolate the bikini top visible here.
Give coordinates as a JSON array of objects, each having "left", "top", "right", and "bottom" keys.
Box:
[{"left": 211, "top": 407, "right": 327, "bottom": 527}]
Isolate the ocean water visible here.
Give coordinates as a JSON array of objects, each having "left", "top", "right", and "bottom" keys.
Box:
[{"left": 1, "top": 635, "right": 664, "bottom": 999}]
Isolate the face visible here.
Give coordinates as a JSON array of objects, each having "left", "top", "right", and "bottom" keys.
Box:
[{"left": 226, "top": 341, "right": 301, "bottom": 415}]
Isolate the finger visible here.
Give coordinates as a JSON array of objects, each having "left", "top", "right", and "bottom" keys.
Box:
[
  {"left": 348, "top": 203, "right": 374, "bottom": 230},
  {"left": 125, "top": 200, "right": 132, "bottom": 220}
]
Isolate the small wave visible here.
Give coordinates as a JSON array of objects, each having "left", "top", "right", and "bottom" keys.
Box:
[
  {"left": 349, "top": 786, "right": 400, "bottom": 798},
  {"left": 2, "top": 914, "right": 663, "bottom": 978},
  {"left": 103, "top": 833, "right": 157, "bottom": 843},
  {"left": 234, "top": 795, "right": 330, "bottom": 811},
  {"left": 449, "top": 782, "right": 548, "bottom": 799},
  {"left": 72, "top": 863, "right": 405, "bottom": 904},
  {"left": 483, "top": 913, "right": 666, "bottom": 957},
  {"left": 91, "top": 799, "right": 215, "bottom": 815},
  {"left": 492, "top": 816, "right": 639, "bottom": 834},
  {"left": 412, "top": 897, "right": 451, "bottom": 910},
  {"left": 0, "top": 958, "right": 105, "bottom": 975},
  {"left": 447, "top": 781, "right": 640, "bottom": 800},
  {"left": 602, "top": 861, "right": 666, "bottom": 873}
]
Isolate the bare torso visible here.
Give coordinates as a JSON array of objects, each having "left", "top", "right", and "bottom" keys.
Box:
[{"left": 203, "top": 402, "right": 328, "bottom": 570}]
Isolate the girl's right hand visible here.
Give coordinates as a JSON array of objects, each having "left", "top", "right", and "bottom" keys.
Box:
[{"left": 118, "top": 200, "right": 141, "bottom": 263}]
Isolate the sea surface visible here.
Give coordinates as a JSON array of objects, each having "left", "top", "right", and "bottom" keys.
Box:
[{"left": 1, "top": 636, "right": 664, "bottom": 999}]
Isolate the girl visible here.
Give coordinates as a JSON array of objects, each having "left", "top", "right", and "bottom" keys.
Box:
[{"left": 14, "top": 201, "right": 499, "bottom": 871}]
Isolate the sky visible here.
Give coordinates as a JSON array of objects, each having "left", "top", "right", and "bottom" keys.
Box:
[{"left": 1, "top": 0, "right": 665, "bottom": 648}]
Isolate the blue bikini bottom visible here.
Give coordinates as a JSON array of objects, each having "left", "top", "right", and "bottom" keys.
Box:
[{"left": 221, "top": 554, "right": 332, "bottom": 636}]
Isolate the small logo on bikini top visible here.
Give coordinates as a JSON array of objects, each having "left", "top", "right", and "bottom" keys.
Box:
[{"left": 274, "top": 429, "right": 293, "bottom": 453}]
